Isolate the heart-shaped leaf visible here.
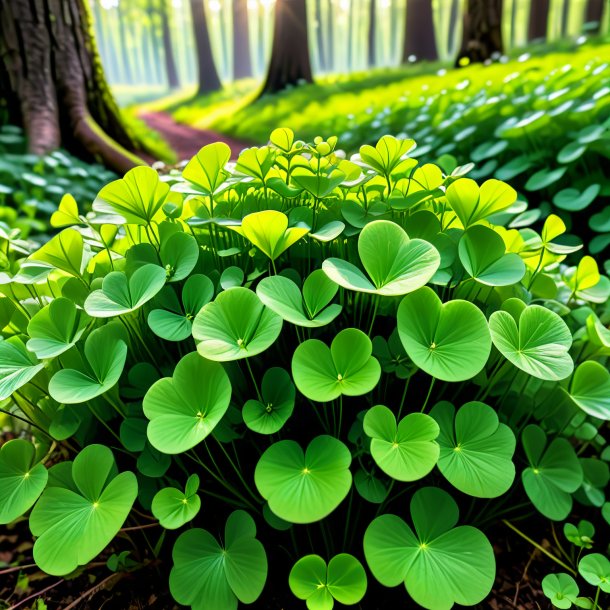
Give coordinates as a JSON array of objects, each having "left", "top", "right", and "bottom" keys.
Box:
[
  {"left": 323, "top": 220, "right": 440, "bottom": 295},
  {"left": 292, "top": 328, "right": 381, "bottom": 402},
  {"left": 458, "top": 225, "right": 526, "bottom": 286},
  {"left": 152, "top": 474, "right": 201, "bottom": 529},
  {"left": 578, "top": 554, "right": 610, "bottom": 593},
  {"left": 397, "top": 287, "right": 491, "bottom": 382},
  {"left": 29, "top": 229, "right": 85, "bottom": 277},
  {"left": 27, "top": 297, "right": 90, "bottom": 359},
  {"left": 30, "top": 444, "right": 137, "bottom": 576},
  {"left": 0, "top": 337, "right": 45, "bottom": 400},
  {"left": 364, "top": 487, "right": 495, "bottom": 609},
  {"left": 430, "top": 401, "right": 516, "bottom": 498},
  {"left": 229, "top": 210, "right": 309, "bottom": 261},
  {"left": 363, "top": 406, "right": 439, "bottom": 482},
  {"left": 160, "top": 231, "right": 200, "bottom": 283},
  {"left": 50, "top": 193, "right": 81, "bottom": 227},
  {"left": 289, "top": 554, "right": 367, "bottom": 610},
  {"left": 143, "top": 351, "right": 232, "bottom": 454},
  {"left": 521, "top": 425, "right": 583, "bottom": 521},
  {"left": 48, "top": 323, "right": 127, "bottom": 404},
  {"left": 148, "top": 274, "right": 214, "bottom": 342},
  {"left": 181, "top": 142, "right": 231, "bottom": 195},
  {"left": 255, "top": 435, "right": 352, "bottom": 523},
  {"left": 541, "top": 573, "right": 580, "bottom": 609},
  {"left": 170, "top": 510, "right": 267, "bottom": 610},
  {"left": 358, "top": 135, "right": 415, "bottom": 176},
  {"left": 0, "top": 439, "right": 48, "bottom": 525},
  {"left": 193, "top": 287, "right": 282, "bottom": 361},
  {"left": 567, "top": 361, "right": 610, "bottom": 421},
  {"left": 489, "top": 305, "right": 573, "bottom": 381},
  {"left": 94, "top": 166, "right": 169, "bottom": 225},
  {"left": 257, "top": 270, "right": 341, "bottom": 328},
  {"left": 85, "top": 264, "right": 167, "bottom": 318},
  {"left": 243, "top": 367, "right": 295, "bottom": 434}
]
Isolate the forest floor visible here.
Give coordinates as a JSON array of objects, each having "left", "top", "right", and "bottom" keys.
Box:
[{"left": 139, "top": 111, "right": 252, "bottom": 162}]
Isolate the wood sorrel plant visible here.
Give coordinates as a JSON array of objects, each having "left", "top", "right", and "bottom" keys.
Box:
[{"left": 1, "top": 130, "right": 609, "bottom": 609}]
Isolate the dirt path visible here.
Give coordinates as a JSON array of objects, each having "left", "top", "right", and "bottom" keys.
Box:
[{"left": 140, "top": 111, "right": 252, "bottom": 162}]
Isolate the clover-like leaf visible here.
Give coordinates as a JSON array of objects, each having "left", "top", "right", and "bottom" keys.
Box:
[
  {"left": 143, "top": 352, "right": 232, "bottom": 454},
  {"left": 169, "top": 510, "right": 267, "bottom": 610},
  {"left": 48, "top": 324, "right": 127, "bottom": 404},
  {"left": 152, "top": 474, "right": 201, "bottom": 529},
  {"left": 0, "top": 337, "right": 45, "bottom": 400},
  {"left": 323, "top": 220, "right": 440, "bottom": 295},
  {"left": 397, "top": 287, "right": 491, "bottom": 382},
  {"left": 257, "top": 270, "right": 341, "bottom": 327},
  {"left": 181, "top": 142, "right": 231, "bottom": 195},
  {"left": 567, "top": 361, "right": 610, "bottom": 421},
  {"left": 254, "top": 435, "right": 352, "bottom": 523},
  {"left": 0, "top": 439, "right": 48, "bottom": 525},
  {"left": 243, "top": 367, "right": 295, "bottom": 434},
  {"left": 192, "top": 287, "right": 282, "bottom": 361},
  {"left": 564, "top": 520, "right": 594, "bottom": 549},
  {"left": 364, "top": 487, "right": 495, "bottom": 609},
  {"left": 85, "top": 264, "right": 167, "bottom": 318},
  {"left": 29, "top": 228, "right": 85, "bottom": 277},
  {"left": 292, "top": 328, "right": 381, "bottom": 402},
  {"left": 458, "top": 225, "right": 526, "bottom": 286},
  {"left": 160, "top": 231, "right": 200, "bottom": 283},
  {"left": 358, "top": 135, "right": 415, "bottom": 176},
  {"left": 229, "top": 210, "right": 309, "bottom": 261},
  {"left": 578, "top": 554, "right": 610, "bottom": 593},
  {"left": 489, "top": 305, "right": 573, "bottom": 381},
  {"left": 289, "top": 554, "right": 367, "bottom": 610},
  {"left": 542, "top": 573, "right": 580, "bottom": 609},
  {"left": 30, "top": 444, "right": 137, "bottom": 576},
  {"left": 430, "top": 401, "right": 516, "bottom": 498},
  {"left": 94, "top": 166, "right": 169, "bottom": 225},
  {"left": 363, "top": 406, "right": 439, "bottom": 482},
  {"left": 521, "top": 425, "right": 583, "bottom": 521},
  {"left": 27, "top": 298, "right": 90, "bottom": 359},
  {"left": 50, "top": 193, "right": 81, "bottom": 228}
]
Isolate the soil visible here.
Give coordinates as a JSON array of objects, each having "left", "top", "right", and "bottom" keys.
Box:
[{"left": 139, "top": 112, "right": 253, "bottom": 162}]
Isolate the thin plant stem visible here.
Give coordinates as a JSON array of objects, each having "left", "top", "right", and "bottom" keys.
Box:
[
  {"left": 397, "top": 376, "right": 411, "bottom": 420},
  {"left": 420, "top": 377, "right": 436, "bottom": 413},
  {"left": 244, "top": 358, "right": 263, "bottom": 402},
  {"left": 7, "top": 579, "right": 64, "bottom": 610}
]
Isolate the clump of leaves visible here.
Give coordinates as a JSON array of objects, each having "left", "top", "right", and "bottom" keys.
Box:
[{"left": 1, "top": 130, "right": 609, "bottom": 610}]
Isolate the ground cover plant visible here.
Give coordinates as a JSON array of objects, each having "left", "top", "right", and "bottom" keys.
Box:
[
  {"left": 1, "top": 130, "right": 610, "bottom": 609},
  {"left": 172, "top": 39, "right": 610, "bottom": 256}
]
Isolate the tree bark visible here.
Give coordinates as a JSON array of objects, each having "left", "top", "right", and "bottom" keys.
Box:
[
  {"left": 0, "top": 0, "right": 144, "bottom": 174},
  {"left": 455, "top": 0, "right": 503, "bottom": 66},
  {"left": 160, "top": 0, "right": 180, "bottom": 89},
  {"left": 368, "top": 0, "right": 377, "bottom": 67},
  {"left": 528, "top": 0, "right": 550, "bottom": 41},
  {"left": 326, "top": 0, "right": 334, "bottom": 72},
  {"left": 190, "top": 0, "right": 222, "bottom": 94},
  {"left": 259, "top": 0, "right": 313, "bottom": 96},
  {"left": 232, "top": 0, "right": 253, "bottom": 79},
  {"left": 585, "top": 0, "right": 605, "bottom": 31},
  {"left": 315, "top": 0, "right": 326, "bottom": 71},
  {"left": 402, "top": 0, "right": 438, "bottom": 62}
]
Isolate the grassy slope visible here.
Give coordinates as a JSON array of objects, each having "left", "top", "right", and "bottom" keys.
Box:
[{"left": 162, "top": 38, "right": 610, "bottom": 149}]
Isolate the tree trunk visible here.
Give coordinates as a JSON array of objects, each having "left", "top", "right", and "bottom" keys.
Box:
[
  {"left": 315, "top": 0, "right": 326, "bottom": 71},
  {"left": 402, "top": 0, "right": 438, "bottom": 62},
  {"left": 117, "top": 0, "right": 133, "bottom": 83},
  {"left": 147, "top": 4, "right": 165, "bottom": 84},
  {"left": 160, "top": 0, "right": 180, "bottom": 89},
  {"left": 0, "top": 0, "right": 144, "bottom": 174},
  {"left": 455, "top": 0, "right": 503, "bottom": 66},
  {"left": 326, "top": 0, "right": 334, "bottom": 72},
  {"left": 259, "top": 0, "right": 313, "bottom": 96},
  {"left": 560, "top": 0, "right": 570, "bottom": 36},
  {"left": 232, "top": 0, "right": 252, "bottom": 79},
  {"left": 190, "top": 0, "right": 222, "bottom": 94},
  {"left": 528, "top": 0, "right": 550, "bottom": 41},
  {"left": 585, "top": 0, "right": 605, "bottom": 31},
  {"left": 368, "top": 0, "right": 377, "bottom": 67}
]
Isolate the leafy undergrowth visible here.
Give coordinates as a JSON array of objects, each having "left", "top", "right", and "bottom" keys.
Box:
[{"left": 1, "top": 131, "right": 610, "bottom": 610}]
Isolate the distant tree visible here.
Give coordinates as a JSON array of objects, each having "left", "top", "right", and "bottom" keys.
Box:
[
  {"left": 0, "top": 0, "right": 143, "bottom": 173},
  {"left": 455, "top": 0, "right": 503, "bottom": 66},
  {"left": 368, "top": 0, "right": 377, "bottom": 66},
  {"left": 259, "top": 0, "right": 313, "bottom": 96},
  {"left": 233, "top": 0, "right": 253, "bottom": 79},
  {"left": 315, "top": 0, "right": 327, "bottom": 71},
  {"left": 586, "top": 0, "right": 606, "bottom": 32},
  {"left": 528, "top": 0, "right": 550, "bottom": 41},
  {"left": 117, "top": 0, "right": 134, "bottom": 83},
  {"left": 402, "top": 0, "right": 438, "bottom": 62},
  {"left": 190, "top": 0, "right": 222, "bottom": 94},
  {"left": 159, "top": 0, "right": 180, "bottom": 89},
  {"left": 326, "top": 0, "right": 335, "bottom": 71}
]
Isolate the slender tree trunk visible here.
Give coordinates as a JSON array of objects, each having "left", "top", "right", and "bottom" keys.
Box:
[
  {"left": 347, "top": 0, "right": 354, "bottom": 71},
  {"left": 327, "top": 0, "right": 334, "bottom": 72},
  {"left": 315, "top": 0, "right": 326, "bottom": 71},
  {"left": 0, "top": 0, "right": 144, "bottom": 173},
  {"left": 455, "top": 0, "right": 504, "bottom": 66},
  {"left": 190, "top": 0, "right": 222, "bottom": 94},
  {"left": 117, "top": 0, "right": 133, "bottom": 83},
  {"left": 402, "top": 0, "right": 438, "bottom": 62},
  {"left": 368, "top": 0, "right": 377, "bottom": 67},
  {"left": 233, "top": 0, "right": 253, "bottom": 79},
  {"left": 160, "top": 0, "right": 180, "bottom": 89},
  {"left": 586, "top": 0, "right": 605, "bottom": 31},
  {"left": 147, "top": 5, "right": 165, "bottom": 84},
  {"left": 560, "top": 0, "right": 570, "bottom": 36},
  {"left": 92, "top": 0, "right": 107, "bottom": 70},
  {"left": 528, "top": 0, "right": 550, "bottom": 40},
  {"left": 259, "top": 0, "right": 313, "bottom": 96}
]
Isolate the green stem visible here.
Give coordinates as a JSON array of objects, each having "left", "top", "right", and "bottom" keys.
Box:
[
  {"left": 420, "top": 377, "right": 436, "bottom": 413},
  {"left": 212, "top": 437, "right": 261, "bottom": 505},
  {"left": 593, "top": 586, "right": 600, "bottom": 610},
  {"left": 367, "top": 295, "right": 380, "bottom": 336},
  {"left": 244, "top": 358, "right": 263, "bottom": 402},
  {"left": 397, "top": 376, "right": 411, "bottom": 420}
]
